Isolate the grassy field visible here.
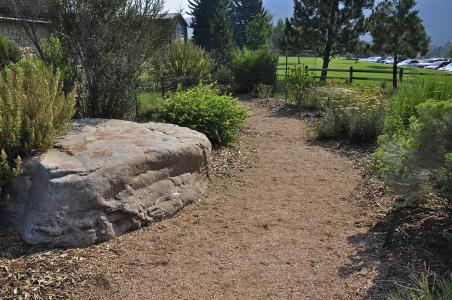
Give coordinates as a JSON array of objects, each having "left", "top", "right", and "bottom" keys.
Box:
[{"left": 277, "top": 56, "right": 451, "bottom": 88}]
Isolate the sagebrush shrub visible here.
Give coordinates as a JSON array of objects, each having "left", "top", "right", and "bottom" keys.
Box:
[
  {"left": 285, "top": 66, "right": 319, "bottom": 109},
  {"left": 316, "top": 90, "right": 387, "bottom": 143},
  {"left": 0, "top": 57, "right": 76, "bottom": 195},
  {"left": 376, "top": 99, "right": 452, "bottom": 210},
  {"left": 254, "top": 83, "right": 273, "bottom": 99},
  {"left": 232, "top": 48, "right": 277, "bottom": 93},
  {"left": 161, "top": 85, "right": 248, "bottom": 146}
]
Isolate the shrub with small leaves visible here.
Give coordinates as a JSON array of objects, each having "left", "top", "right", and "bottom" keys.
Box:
[
  {"left": 232, "top": 48, "right": 277, "bottom": 93},
  {"left": 0, "top": 57, "right": 76, "bottom": 197},
  {"left": 161, "top": 84, "right": 248, "bottom": 146},
  {"left": 285, "top": 66, "right": 319, "bottom": 109}
]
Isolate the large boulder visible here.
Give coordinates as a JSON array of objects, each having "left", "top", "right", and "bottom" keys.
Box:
[{"left": 3, "top": 119, "right": 211, "bottom": 247}]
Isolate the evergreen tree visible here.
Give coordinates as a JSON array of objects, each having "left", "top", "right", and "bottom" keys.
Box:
[
  {"left": 270, "top": 19, "right": 288, "bottom": 52},
  {"left": 448, "top": 44, "right": 452, "bottom": 58},
  {"left": 286, "top": 0, "right": 373, "bottom": 81},
  {"left": 370, "top": 0, "right": 430, "bottom": 88},
  {"left": 244, "top": 12, "right": 272, "bottom": 50},
  {"left": 189, "top": 0, "right": 218, "bottom": 50},
  {"left": 232, "top": 0, "right": 268, "bottom": 48},
  {"left": 211, "top": 0, "right": 234, "bottom": 64}
]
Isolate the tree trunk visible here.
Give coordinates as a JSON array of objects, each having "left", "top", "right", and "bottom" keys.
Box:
[
  {"left": 392, "top": 55, "right": 398, "bottom": 89},
  {"left": 320, "top": 52, "right": 330, "bottom": 82}
]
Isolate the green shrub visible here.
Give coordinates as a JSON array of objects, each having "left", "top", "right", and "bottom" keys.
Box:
[
  {"left": 150, "top": 41, "right": 214, "bottom": 89},
  {"left": 376, "top": 99, "right": 452, "bottom": 209},
  {"left": 285, "top": 66, "right": 319, "bottom": 109},
  {"left": 254, "top": 83, "right": 273, "bottom": 99},
  {"left": 232, "top": 48, "right": 277, "bottom": 93},
  {"left": 316, "top": 90, "right": 387, "bottom": 143},
  {"left": 0, "top": 57, "right": 76, "bottom": 195},
  {"left": 387, "top": 271, "right": 452, "bottom": 300},
  {"left": 161, "top": 85, "right": 248, "bottom": 146},
  {"left": 41, "top": 36, "right": 78, "bottom": 94},
  {"left": 385, "top": 78, "right": 452, "bottom": 138},
  {"left": 0, "top": 34, "right": 20, "bottom": 67}
]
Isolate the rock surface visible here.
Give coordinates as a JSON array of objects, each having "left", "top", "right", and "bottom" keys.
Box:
[{"left": 3, "top": 119, "right": 211, "bottom": 247}]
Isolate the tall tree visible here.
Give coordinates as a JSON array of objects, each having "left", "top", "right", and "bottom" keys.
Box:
[
  {"left": 370, "top": 0, "right": 429, "bottom": 88},
  {"left": 189, "top": 0, "right": 218, "bottom": 50},
  {"left": 211, "top": 0, "right": 234, "bottom": 64},
  {"left": 232, "top": 0, "right": 268, "bottom": 48},
  {"left": 244, "top": 12, "right": 273, "bottom": 50},
  {"left": 449, "top": 44, "right": 452, "bottom": 58},
  {"left": 50, "top": 0, "right": 172, "bottom": 119},
  {"left": 286, "top": 0, "right": 373, "bottom": 81},
  {"left": 269, "top": 19, "right": 288, "bottom": 52}
]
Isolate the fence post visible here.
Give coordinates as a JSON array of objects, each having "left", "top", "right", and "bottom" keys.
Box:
[
  {"left": 297, "top": 52, "right": 300, "bottom": 65},
  {"left": 285, "top": 51, "right": 288, "bottom": 102},
  {"left": 349, "top": 66, "right": 353, "bottom": 84},
  {"left": 399, "top": 68, "right": 404, "bottom": 82}
]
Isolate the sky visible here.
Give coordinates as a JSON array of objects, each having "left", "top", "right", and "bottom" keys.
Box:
[{"left": 165, "top": 0, "right": 452, "bottom": 46}]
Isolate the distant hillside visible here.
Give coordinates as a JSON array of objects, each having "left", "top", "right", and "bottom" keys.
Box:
[{"left": 264, "top": 0, "right": 452, "bottom": 47}]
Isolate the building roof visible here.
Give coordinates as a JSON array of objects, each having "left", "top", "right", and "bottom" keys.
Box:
[{"left": 163, "top": 13, "right": 188, "bottom": 27}]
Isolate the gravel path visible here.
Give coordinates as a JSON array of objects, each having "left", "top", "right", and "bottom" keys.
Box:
[{"left": 76, "top": 101, "right": 377, "bottom": 299}]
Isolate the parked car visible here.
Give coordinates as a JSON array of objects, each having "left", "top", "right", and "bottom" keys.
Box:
[
  {"left": 383, "top": 57, "right": 395, "bottom": 64},
  {"left": 367, "top": 56, "right": 382, "bottom": 62},
  {"left": 438, "top": 63, "right": 452, "bottom": 72},
  {"left": 424, "top": 61, "right": 450, "bottom": 70},
  {"left": 398, "top": 59, "right": 419, "bottom": 68},
  {"left": 416, "top": 58, "right": 446, "bottom": 68}
]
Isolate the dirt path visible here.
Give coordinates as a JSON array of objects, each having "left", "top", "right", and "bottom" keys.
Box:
[{"left": 75, "top": 102, "right": 377, "bottom": 299}]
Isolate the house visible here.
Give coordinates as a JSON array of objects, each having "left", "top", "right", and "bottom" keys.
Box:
[
  {"left": 0, "top": 4, "right": 50, "bottom": 51},
  {"left": 163, "top": 13, "right": 188, "bottom": 43},
  {"left": 0, "top": 4, "right": 188, "bottom": 50}
]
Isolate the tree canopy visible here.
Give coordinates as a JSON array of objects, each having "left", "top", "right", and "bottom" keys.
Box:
[
  {"left": 285, "top": 0, "right": 373, "bottom": 80},
  {"left": 188, "top": 0, "right": 219, "bottom": 51}
]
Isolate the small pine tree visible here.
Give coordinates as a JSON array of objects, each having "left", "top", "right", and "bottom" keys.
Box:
[
  {"left": 232, "top": 0, "right": 267, "bottom": 48},
  {"left": 286, "top": 0, "right": 373, "bottom": 81},
  {"left": 244, "top": 12, "right": 272, "bottom": 50}
]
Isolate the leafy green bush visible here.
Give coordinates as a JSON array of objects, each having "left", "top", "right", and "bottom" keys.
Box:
[
  {"left": 0, "top": 34, "right": 20, "bottom": 67},
  {"left": 161, "top": 85, "right": 248, "bottom": 146},
  {"left": 285, "top": 66, "right": 319, "bottom": 109},
  {"left": 385, "top": 78, "right": 452, "bottom": 138},
  {"left": 376, "top": 99, "right": 452, "bottom": 210},
  {"left": 387, "top": 271, "right": 452, "bottom": 300},
  {"left": 232, "top": 48, "right": 277, "bottom": 93},
  {"left": 0, "top": 57, "right": 76, "bottom": 195},
  {"left": 254, "top": 83, "right": 273, "bottom": 99},
  {"left": 316, "top": 90, "right": 387, "bottom": 143}
]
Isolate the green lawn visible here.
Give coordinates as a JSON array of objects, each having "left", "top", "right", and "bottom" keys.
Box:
[{"left": 276, "top": 56, "right": 451, "bottom": 88}]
